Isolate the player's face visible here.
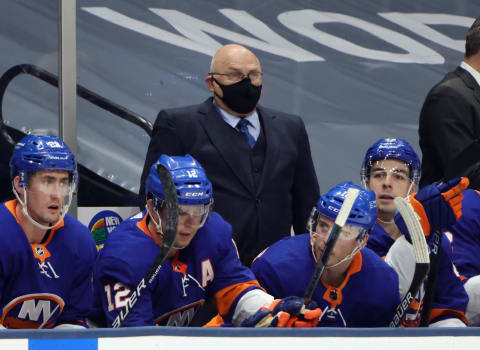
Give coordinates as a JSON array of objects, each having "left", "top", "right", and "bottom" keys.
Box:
[
  {"left": 161, "top": 204, "right": 204, "bottom": 249},
  {"left": 23, "top": 170, "right": 71, "bottom": 226},
  {"left": 312, "top": 216, "right": 362, "bottom": 267},
  {"left": 366, "top": 159, "right": 412, "bottom": 217}
]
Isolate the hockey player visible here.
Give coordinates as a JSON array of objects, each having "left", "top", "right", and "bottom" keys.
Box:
[
  {"left": 93, "top": 154, "right": 321, "bottom": 327},
  {"left": 361, "top": 138, "right": 469, "bottom": 326},
  {"left": 442, "top": 189, "right": 480, "bottom": 326},
  {"left": 248, "top": 182, "right": 401, "bottom": 327},
  {"left": 0, "top": 135, "right": 97, "bottom": 329}
]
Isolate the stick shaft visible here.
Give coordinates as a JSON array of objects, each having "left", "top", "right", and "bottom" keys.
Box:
[{"left": 303, "top": 188, "right": 360, "bottom": 304}]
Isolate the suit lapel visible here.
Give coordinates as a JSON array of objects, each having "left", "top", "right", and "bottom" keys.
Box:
[
  {"left": 456, "top": 66, "right": 480, "bottom": 104},
  {"left": 199, "top": 99, "right": 255, "bottom": 194},
  {"left": 255, "top": 106, "right": 278, "bottom": 195}
]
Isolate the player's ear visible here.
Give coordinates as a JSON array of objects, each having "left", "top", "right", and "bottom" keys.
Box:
[
  {"left": 13, "top": 175, "right": 23, "bottom": 195},
  {"left": 358, "top": 233, "right": 369, "bottom": 246}
]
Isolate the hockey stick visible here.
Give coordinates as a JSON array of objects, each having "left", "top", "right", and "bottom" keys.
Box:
[
  {"left": 112, "top": 163, "right": 178, "bottom": 328},
  {"left": 419, "top": 229, "right": 442, "bottom": 327},
  {"left": 389, "top": 197, "right": 430, "bottom": 328},
  {"left": 303, "top": 187, "right": 360, "bottom": 306}
]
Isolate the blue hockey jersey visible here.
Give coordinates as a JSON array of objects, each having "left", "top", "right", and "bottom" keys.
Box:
[
  {"left": 93, "top": 211, "right": 261, "bottom": 327},
  {"left": 251, "top": 234, "right": 400, "bottom": 327},
  {"left": 446, "top": 189, "right": 480, "bottom": 281},
  {"left": 0, "top": 200, "right": 97, "bottom": 329},
  {"left": 365, "top": 223, "right": 394, "bottom": 258},
  {"left": 368, "top": 222, "right": 468, "bottom": 326}
]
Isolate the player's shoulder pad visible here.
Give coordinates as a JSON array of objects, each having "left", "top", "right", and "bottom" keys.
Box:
[
  {"left": 97, "top": 217, "right": 158, "bottom": 279},
  {"left": 252, "top": 234, "right": 309, "bottom": 268},
  {"left": 60, "top": 214, "right": 97, "bottom": 260},
  {"left": 458, "top": 188, "right": 480, "bottom": 218},
  {"left": 360, "top": 248, "right": 399, "bottom": 280},
  {"left": 198, "top": 212, "right": 234, "bottom": 243}
]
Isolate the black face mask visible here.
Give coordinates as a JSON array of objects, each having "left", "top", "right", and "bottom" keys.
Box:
[{"left": 213, "top": 77, "right": 262, "bottom": 114}]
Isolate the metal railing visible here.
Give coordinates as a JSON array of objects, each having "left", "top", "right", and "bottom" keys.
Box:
[{"left": 0, "top": 63, "right": 153, "bottom": 145}]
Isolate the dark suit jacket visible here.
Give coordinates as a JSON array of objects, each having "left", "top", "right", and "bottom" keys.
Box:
[
  {"left": 419, "top": 66, "right": 480, "bottom": 188},
  {"left": 140, "top": 98, "right": 319, "bottom": 265}
]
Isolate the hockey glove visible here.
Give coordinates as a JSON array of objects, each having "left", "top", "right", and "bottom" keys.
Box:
[
  {"left": 241, "top": 296, "right": 322, "bottom": 328},
  {"left": 395, "top": 177, "right": 468, "bottom": 238}
]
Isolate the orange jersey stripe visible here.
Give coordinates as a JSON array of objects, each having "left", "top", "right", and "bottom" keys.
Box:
[
  {"left": 320, "top": 252, "right": 362, "bottom": 308},
  {"left": 408, "top": 195, "right": 431, "bottom": 237},
  {"left": 5, "top": 199, "right": 64, "bottom": 263},
  {"left": 213, "top": 280, "right": 261, "bottom": 317},
  {"left": 203, "top": 314, "right": 225, "bottom": 327},
  {"left": 430, "top": 308, "right": 468, "bottom": 325}
]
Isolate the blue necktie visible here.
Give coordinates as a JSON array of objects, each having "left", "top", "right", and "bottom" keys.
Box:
[{"left": 236, "top": 118, "right": 256, "bottom": 148}]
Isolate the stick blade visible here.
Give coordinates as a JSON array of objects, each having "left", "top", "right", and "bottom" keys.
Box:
[
  {"left": 335, "top": 187, "right": 360, "bottom": 227},
  {"left": 157, "top": 163, "right": 179, "bottom": 250},
  {"left": 389, "top": 196, "right": 430, "bottom": 327},
  {"left": 394, "top": 197, "right": 429, "bottom": 264},
  {"left": 145, "top": 163, "right": 179, "bottom": 283}
]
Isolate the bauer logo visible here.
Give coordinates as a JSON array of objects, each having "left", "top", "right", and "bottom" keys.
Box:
[{"left": 88, "top": 210, "right": 123, "bottom": 251}]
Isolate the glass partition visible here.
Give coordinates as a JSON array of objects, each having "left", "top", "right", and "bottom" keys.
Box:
[
  {"left": 0, "top": 1, "right": 59, "bottom": 202},
  {"left": 1, "top": 0, "right": 476, "bottom": 210}
]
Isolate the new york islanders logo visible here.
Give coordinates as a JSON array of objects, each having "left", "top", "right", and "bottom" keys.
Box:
[
  {"left": 1, "top": 293, "right": 65, "bottom": 329},
  {"left": 88, "top": 210, "right": 123, "bottom": 251},
  {"left": 155, "top": 300, "right": 205, "bottom": 326}
]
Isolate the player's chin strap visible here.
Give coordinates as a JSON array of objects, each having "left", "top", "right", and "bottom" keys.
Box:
[
  {"left": 146, "top": 204, "right": 165, "bottom": 237},
  {"left": 147, "top": 202, "right": 184, "bottom": 250},
  {"left": 310, "top": 232, "right": 366, "bottom": 269},
  {"left": 325, "top": 239, "right": 366, "bottom": 269},
  {"left": 406, "top": 181, "right": 416, "bottom": 197},
  {"left": 12, "top": 184, "right": 72, "bottom": 231}
]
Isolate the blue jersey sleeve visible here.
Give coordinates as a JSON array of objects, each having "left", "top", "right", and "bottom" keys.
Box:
[
  {"left": 251, "top": 248, "right": 287, "bottom": 298},
  {"left": 203, "top": 214, "right": 261, "bottom": 320},
  {"left": 96, "top": 255, "right": 156, "bottom": 327},
  {"left": 428, "top": 233, "right": 468, "bottom": 324},
  {"left": 448, "top": 189, "right": 480, "bottom": 279}
]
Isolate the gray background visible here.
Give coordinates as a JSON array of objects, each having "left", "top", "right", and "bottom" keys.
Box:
[{"left": 0, "top": 0, "right": 478, "bottom": 195}]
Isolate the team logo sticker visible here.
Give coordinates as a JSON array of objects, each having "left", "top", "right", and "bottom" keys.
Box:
[{"left": 88, "top": 210, "right": 123, "bottom": 251}]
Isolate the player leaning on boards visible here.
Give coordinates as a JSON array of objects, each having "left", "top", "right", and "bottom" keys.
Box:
[
  {"left": 247, "top": 182, "right": 400, "bottom": 327},
  {"left": 442, "top": 188, "right": 480, "bottom": 326},
  {"left": 92, "top": 154, "right": 321, "bottom": 327},
  {"left": 361, "top": 138, "right": 469, "bottom": 327},
  {"left": 0, "top": 135, "right": 97, "bottom": 329}
]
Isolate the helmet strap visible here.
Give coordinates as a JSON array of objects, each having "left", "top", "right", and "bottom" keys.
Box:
[
  {"left": 325, "top": 239, "right": 365, "bottom": 269},
  {"left": 377, "top": 217, "right": 394, "bottom": 225},
  {"left": 146, "top": 203, "right": 164, "bottom": 238},
  {"left": 12, "top": 182, "right": 71, "bottom": 231},
  {"left": 310, "top": 230, "right": 366, "bottom": 268},
  {"left": 406, "top": 181, "right": 415, "bottom": 196}
]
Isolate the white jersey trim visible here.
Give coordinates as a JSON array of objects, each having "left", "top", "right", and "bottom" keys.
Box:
[{"left": 232, "top": 289, "right": 273, "bottom": 326}]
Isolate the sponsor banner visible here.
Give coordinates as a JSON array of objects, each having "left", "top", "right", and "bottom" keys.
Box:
[{"left": 78, "top": 207, "right": 138, "bottom": 250}]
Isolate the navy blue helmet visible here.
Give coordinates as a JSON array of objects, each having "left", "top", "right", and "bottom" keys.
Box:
[
  {"left": 10, "top": 134, "right": 77, "bottom": 187},
  {"left": 361, "top": 138, "right": 421, "bottom": 187},
  {"left": 146, "top": 154, "right": 213, "bottom": 206},
  {"left": 309, "top": 181, "right": 377, "bottom": 239}
]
